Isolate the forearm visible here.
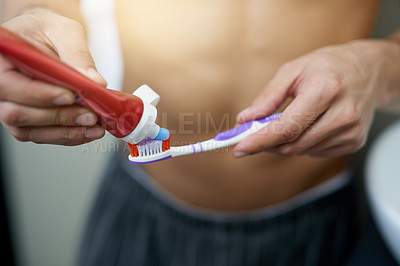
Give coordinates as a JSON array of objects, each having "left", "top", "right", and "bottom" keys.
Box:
[{"left": 2, "top": 0, "right": 83, "bottom": 24}]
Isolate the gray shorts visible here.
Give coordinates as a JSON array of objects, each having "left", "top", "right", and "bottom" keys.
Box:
[{"left": 78, "top": 153, "right": 358, "bottom": 266}]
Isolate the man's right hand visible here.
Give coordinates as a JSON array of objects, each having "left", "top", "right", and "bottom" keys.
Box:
[{"left": 0, "top": 8, "right": 106, "bottom": 145}]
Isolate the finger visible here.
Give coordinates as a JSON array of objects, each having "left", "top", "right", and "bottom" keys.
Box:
[
  {"left": 0, "top": 61, "right": 76, "bottom": 107},
  {"left": 50, "top": 22, "right": 107, "bottom": 86},
  {"left": 275, "top": 104, "right": 361, "bottom": 155},
  {"left": 236, "top": 64, "right": 299, "bottom": 124},
  {"left": 309, "top": 138, "right": 366, "bottom": 157},
  {"left": 233, "top": 91, "right": 322, "bottom": 157},
  {"left": 5, "top": 124, "right": 105, "bottom": 146},
  {"left": 233, "top": 77, "right": 340, "bottom": 157},
  {"left": 300, "top": 124, "right": 366, "bottom": 156},
  {"left": 0, "top": 101, "right": 98, "bottom": 127}
]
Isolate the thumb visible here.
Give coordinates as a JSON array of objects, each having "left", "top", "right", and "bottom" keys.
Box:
[{"left": 51, "top": 22, "right": 107, "bottom": 87}]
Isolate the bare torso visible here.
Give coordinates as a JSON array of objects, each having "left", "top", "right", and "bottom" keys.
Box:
[{"left": 115, "top": 0, "right": 378, "bottom": 210}]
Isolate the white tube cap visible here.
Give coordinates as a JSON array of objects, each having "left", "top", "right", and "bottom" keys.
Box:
[
  {"left": 121, "top": 85, "right": 162, "bottom": 144},
  {"left": 133, "top": 84, "right": 160, "bottom": 106}
]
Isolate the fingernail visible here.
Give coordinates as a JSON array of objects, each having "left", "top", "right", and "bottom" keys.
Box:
[
  {"left": 53, "top": 94, "right": 75, "bottom": 106},
  {"left": 85, "top": 127, "right": 104, "bottom": 139},
  {"left": 76, "top": 113, "right": 97, "bottom": 126},
  {"left": 233, "top": 151, "right": 248, "bottom": 158}
]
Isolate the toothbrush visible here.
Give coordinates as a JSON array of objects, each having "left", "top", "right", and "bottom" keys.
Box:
[
  {"left": 0, "top": 26, "right": 169, "bottom": 143},
  {"left": 128, "top": 113, "right": 281, "bottom": 164}
]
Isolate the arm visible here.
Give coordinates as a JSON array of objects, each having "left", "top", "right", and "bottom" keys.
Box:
[
  {"left": 233, "top": 30, "right": 400, "bottom": 157},
  {"left": 0, "top": 0, "right": 106, "bottom": 145}
]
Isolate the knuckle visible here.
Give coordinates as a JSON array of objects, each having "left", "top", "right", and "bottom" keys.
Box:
[
  {"left": 52, "top": 109, "right": 62, "bottom": 125},
  {"left": 305, "top": 72, "right": 341, "bottom": 101},
  {"left": 52, "top": 108, "right": 73, "bottom": 125},
  {"left": 348, "top": 142, "right": 363, "bottom": 154},
  {"left": 281, "top": 123, "right": 301, "bottom": 142},
  {"left": 0, "top": 103, "right": 22, "bottom": 126},
  {"left": 341, "top": 136, "right": 367, "bottom": 155},
  {"left": 250, "top": 142, "right": 266, "bottom": 155},
  {"left": 10, "top": 127, "right": 29, "bottom": 142},
  {"left": 339, "top": 105, "right": 360, "bottom": 128},
  {"left": 323, "top": 73, "right": 342, "bottom": 98},
  {"left": 349, "top": 125, "right": 364, "bottom": 142},
  {"left": 71, "top": 48, "right": 90, "bottom": 60},
  {"left": 61, "top": 127, "right": 84, "bottom": 143},
  {"left": 60, "top": 16, "right": 85, "bottom": 32},
  {"left": 278, "top": 145, "right": 297, "bottom": 156},
  {"left": 56, "top": 110, "right": 67, "bottom": 125}
]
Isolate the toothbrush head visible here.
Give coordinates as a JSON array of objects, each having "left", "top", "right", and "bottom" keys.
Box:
[
  {"left": 127, "top": 136, "right": 171, "bottom": 164},
  {"left": 127, "top": 113, "right": 282, "bottom": 164}
]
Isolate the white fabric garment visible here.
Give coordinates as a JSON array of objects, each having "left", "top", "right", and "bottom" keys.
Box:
[{"left": 80, "top": 0, "right": 124, "bottom": 91}]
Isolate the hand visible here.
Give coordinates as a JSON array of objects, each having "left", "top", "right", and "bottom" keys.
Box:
[
  {"left": 233, "top": 40, "right": 395, "bottom": 157},
  {"left": 0, "top": 8, "right": 107, "bottom": 145}
]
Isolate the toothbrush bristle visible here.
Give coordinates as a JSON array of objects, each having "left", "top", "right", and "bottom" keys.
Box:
[
  {"left": 128, "top": 136, "right": 171, "bottom": 157},
  {"left": 162, "top": 135, "right": 171, "bottom": 151},
  {"left": 128, "top": 143, "right": 139, "bottom": 157}
]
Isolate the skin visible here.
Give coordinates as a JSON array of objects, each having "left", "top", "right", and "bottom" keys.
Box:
[
  {"left": 2, "top": 0, "right": 400, "bottom": 210},
  {"left": 0, "top": 7, "right": 106, "bottom": 145}
]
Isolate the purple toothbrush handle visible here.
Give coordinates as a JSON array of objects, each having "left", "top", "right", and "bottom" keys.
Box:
[{"left": 214, "top": 113, "right": 281, "bottom": 141}]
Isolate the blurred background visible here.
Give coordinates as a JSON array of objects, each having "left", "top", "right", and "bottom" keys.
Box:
[{"left": 0, "top": 1, "right": 399, "bottom": 266}]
